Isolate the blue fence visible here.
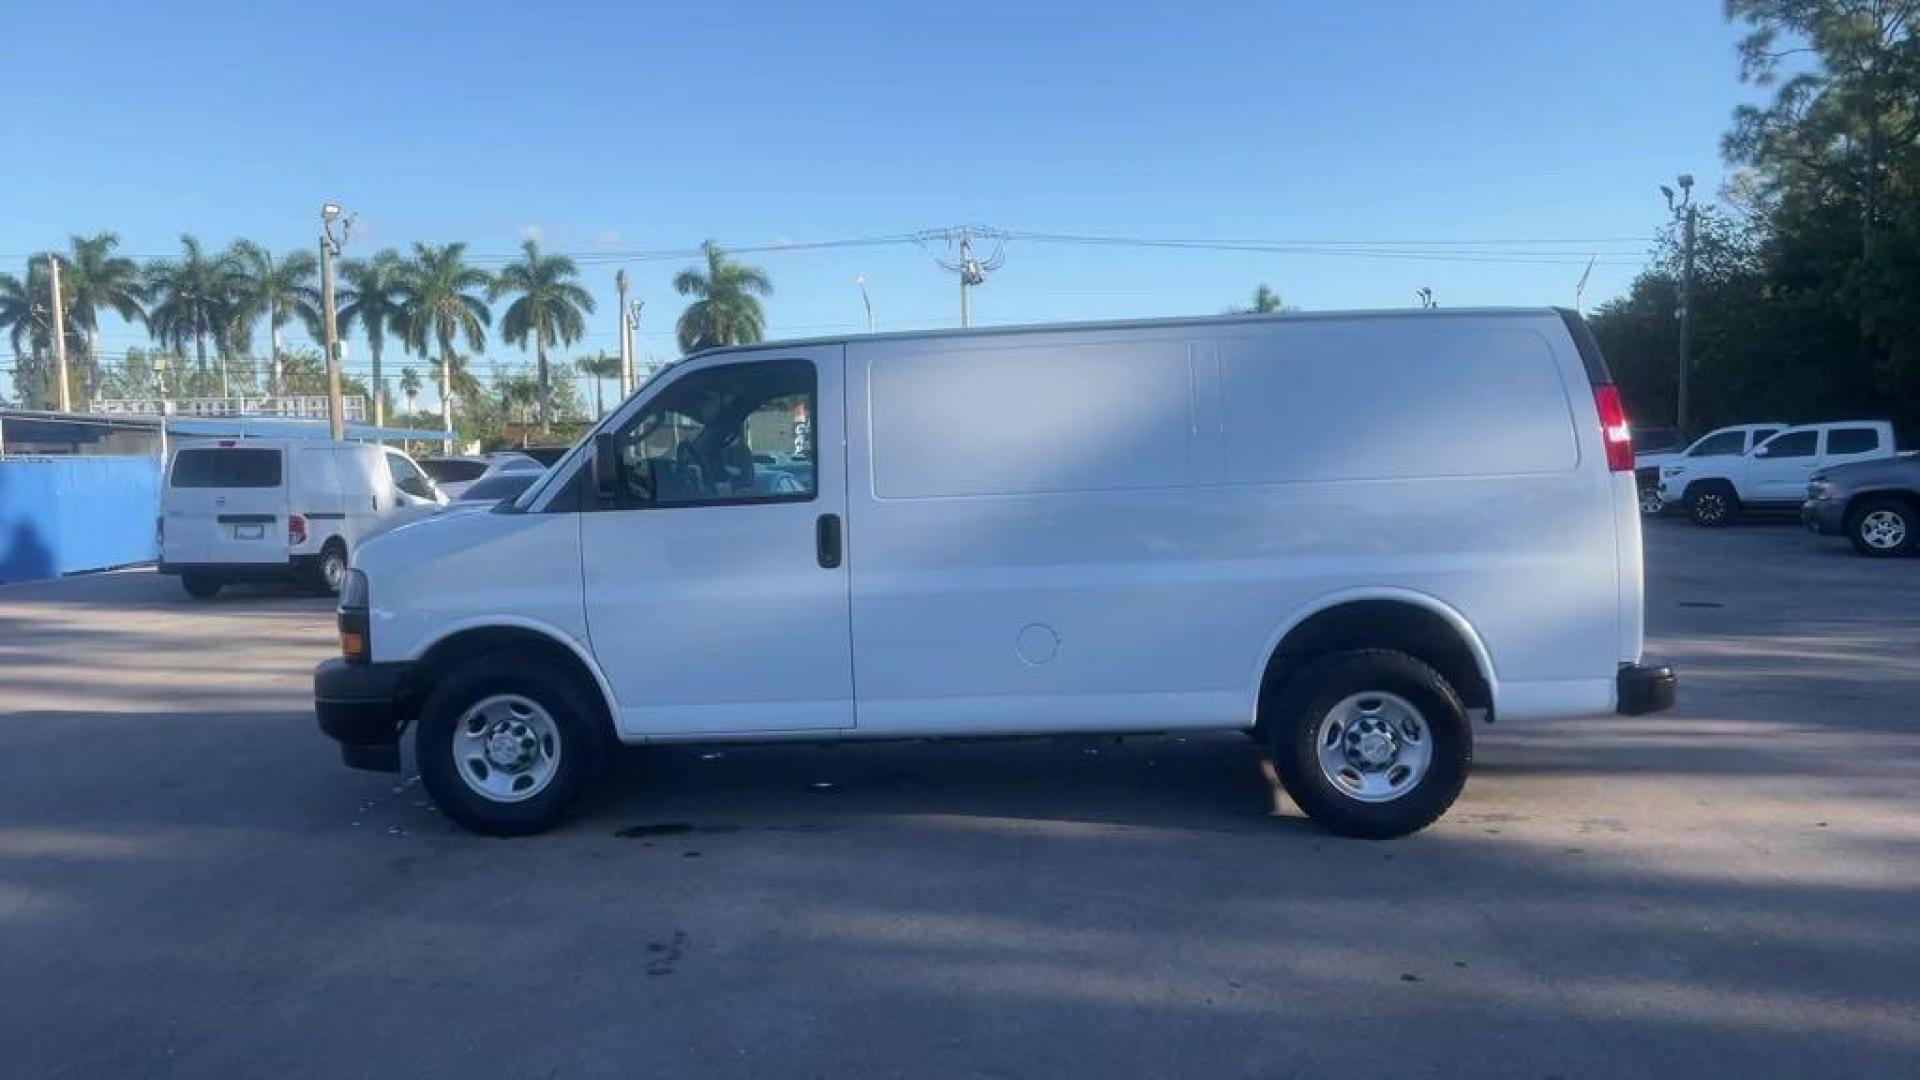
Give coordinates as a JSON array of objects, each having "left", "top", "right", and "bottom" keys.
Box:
[{"left": 0, "top": 456, "right": 161, "bottom": 585}]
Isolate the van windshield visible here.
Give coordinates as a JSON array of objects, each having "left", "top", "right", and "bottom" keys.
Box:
[{"left": 170, "top": 448, "right": 282, "bottom": 488}]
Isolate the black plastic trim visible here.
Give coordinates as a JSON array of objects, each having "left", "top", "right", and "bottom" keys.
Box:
[
  {"left": 305, "top": 511, "right": 347, "bottom": 521},
  {"left": 1554, "top": 308, "right": 1615, "bottom": 386},
  {"left": 216, "top": 513, "right": 276, "bottom": 524},
  {"left": 1617, "top": 662, "right": 1677, "bottom": 716},
  {"left": 315, "top": 657, "right": 413, "bottom": 772}
]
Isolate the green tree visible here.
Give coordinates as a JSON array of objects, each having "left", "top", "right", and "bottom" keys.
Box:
[
  {"left": 397, "top": 243, "right": 492, "bottom": 439},
  {"left": 575, "top": 351, "right": 623, "bottom": 416},
  {"left": 144, "top": 235, "right": 243, "bottom": 398},
  {"left": 0, "top": 261, "right": 79, "bottom": 408},
  {"left": 60, "top": 233, "right": 148, "bottom": 402},
  {"left": 337, "top": 249, "right": 408, "bottom": 427},
  {"left": 399, "top": 365, "right": 422, "bottom": 414},
  {"left": 1724, "top": 0, "right": 1920, "bottom": 395},
  {"left": 491, "top": 239, "right": 595, "bottom": 434},
  {"left": 1233, "top": 284, "right": 1288, "bottom": 314},
  {"left": 227, "top": 240, "right": 320, "bottom": 395},
  {"left": 674, "top": 240, "right": 772, "bottom": 353}
]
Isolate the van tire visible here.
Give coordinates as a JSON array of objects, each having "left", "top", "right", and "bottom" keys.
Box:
[
  {"left": 1685, "top": 482, "right": 1738, "bottom": 527},
  {"left": 1266, "top": 650, "right": 1471, "bottom": 839},
  {"left": 415, "top": 654, "right": 605, "bottom": 836},
  {"left": 309, "top": 540, "right": 349, "bottom": 594},
  {"left": 1846, "top": 497, "right": 1915, "bottom": 557},
  {"left": 181, "top": 574, "right": 223, "bottom": 601}
]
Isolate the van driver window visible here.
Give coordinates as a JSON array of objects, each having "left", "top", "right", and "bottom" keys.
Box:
[{"left": 611, "top": 358, "right": 816, "bottom": 506}]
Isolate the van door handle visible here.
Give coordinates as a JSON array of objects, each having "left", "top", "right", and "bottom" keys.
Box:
[{"left": 816, "top": 514, "right": 842, "bottom": 569}]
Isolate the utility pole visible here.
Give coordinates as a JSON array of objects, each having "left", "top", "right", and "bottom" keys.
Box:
[
  {"left": 615, "top": 268, "right": 633, "bottom": 396},
  {"left": 47, "top": 254, "right": 71, "bottom": 412},
  {"left": 320, "top": 202, "right": 351, "bottom": 441},
  {"left": 1662, "top": 174, "right": 1696, "bottom": 434},
  {"left": 628, "top": 300, "right": 644, "bottom": 385},
  {"left": 934, "top": 227, "right": 1002, "bottom": 328}
]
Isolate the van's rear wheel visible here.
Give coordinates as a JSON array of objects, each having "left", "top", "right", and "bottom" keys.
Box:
[
  {"left": 181, "top": 574, "right": 223, "bottom": 601},
  {"left": 1267, "top": 650, "right": 1471, "bottom": 838},
  {"left": 416, "top": 654, "right": 604, "bottom": 836},
  {"left": 308, "top": 540, "right": 348, "bottom": 594}
]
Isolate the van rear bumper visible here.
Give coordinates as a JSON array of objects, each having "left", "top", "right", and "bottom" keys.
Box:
[
  {"left": 315, "top": 657, "right": 413, "bottom": 772},
  {"left": 158, "top": 560, "right": 295, "bottom": 579},
  {"left": 1617, "top": 663, "right": 1677, "bottom": 716}
]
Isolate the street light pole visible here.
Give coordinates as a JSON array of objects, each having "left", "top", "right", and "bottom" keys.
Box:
[
  {"left": 615, "top": 268, "right": 633, "bottom": 397},
  {"left": 1663, "top": 174, "right": 1696, "bottom": 435},
  {"left": 47, "top": 254, "right": 71, "bottom": 412},
  {"left": 320, "top": 204, "right": 347, "bottom": 441}
]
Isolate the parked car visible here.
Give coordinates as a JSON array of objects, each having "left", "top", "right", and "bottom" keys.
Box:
[
  {"left": 315, "top": 308, "right": 1674, "bottom": 839},
  {"left": 1633, "top": 422, "right": 1785, "bottom": 516},
  {"left": 448, "top": 470, "right": 543, "bottom": 508},
  {"left": 419, "top": 453, "right": 543, "bottom": 500},
  {"left": 1659, "top": 421, "right": 1895, "bottom": 526},
  {"left": 1803, "top": 453, "right": 1920, "bottom": 556},
  {"left": 159, "top": 438, "right": 443, "bottom": 599}
]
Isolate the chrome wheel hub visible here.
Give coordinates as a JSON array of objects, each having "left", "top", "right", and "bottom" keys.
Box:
[
  {"left": 1316, "top": 692, "right": 1433, "bottom": 804},
  {"left": 455, "top": 694, "right": 561, "bottom": 804},
  {"left": 1861, "top": 510, "right": 1906, "bottom": 550}
]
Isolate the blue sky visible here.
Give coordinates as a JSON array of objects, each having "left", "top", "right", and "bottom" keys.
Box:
[{"left": 2, "top": 0, "right": 1755, "bottom": 406}]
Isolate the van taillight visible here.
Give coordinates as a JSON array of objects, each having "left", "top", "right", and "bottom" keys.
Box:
[
  {"left": 1593, "top": 385, "right": 1634, "bottom": 472},
  {"left": 289, "top": 514, "right": 308, "bottom": 546}
]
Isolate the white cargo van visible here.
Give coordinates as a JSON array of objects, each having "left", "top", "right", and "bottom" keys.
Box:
[
  {"left": 316, "top": 309, "right": 1675, "bottom": 838},
  {"left": 160, "top": 438, "right": 443, "bottom": 599}
]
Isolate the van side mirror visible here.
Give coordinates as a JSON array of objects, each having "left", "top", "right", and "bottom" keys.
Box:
[{"left": 592, "top": 431, "right": 619, "bottom": 500}]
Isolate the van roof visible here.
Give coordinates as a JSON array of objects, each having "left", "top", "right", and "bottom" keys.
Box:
[{"left": 688, "top": 306, "right": 1575, "bottom": 358}]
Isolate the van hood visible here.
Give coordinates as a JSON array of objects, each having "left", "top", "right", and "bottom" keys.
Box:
[{"left": 355, "top": 502, "right": 527, "bottom": 576}]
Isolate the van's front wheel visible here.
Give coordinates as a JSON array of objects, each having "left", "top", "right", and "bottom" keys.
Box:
[
  {"left": 416, "top": 655, "right": 605, "bottom": 836},
  {"left": 1268, "top": 650, "right": 1471, "bottom": 838}
]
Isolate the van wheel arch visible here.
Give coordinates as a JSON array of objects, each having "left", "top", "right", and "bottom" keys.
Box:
[
  {"left": 403, "top": 627, "right": 616, "bottom": 745},
  {"left": 1255, "top": 599, "right": 1491, "bottom": 740}
]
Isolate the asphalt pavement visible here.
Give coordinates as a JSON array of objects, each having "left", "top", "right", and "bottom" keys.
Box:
[{"left": 2, "top": 519, "right": 1916, "bottom": 1078}]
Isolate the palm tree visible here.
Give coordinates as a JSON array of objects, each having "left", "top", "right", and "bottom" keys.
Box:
[
  {"left": 1, "top": 264, "right": 56, "bottom": 407},
  {"left": 60, "top": 233, "right": 147, "bottom": 401},
  {"left": 396, "top": 242, "right": 491, "bottom": 440},
  {"left": 674, "top": 240, "right": 772, "bottom": 353},
  {"left": 575, "top": 351, "right": 623, "bottom": 416},
  {"left": 227, "top": 240, "right": 321, "bottom": 396},
  {"left": 145, "top": 235, "right": 242, "bottom": 398},
  {"left": 337, "top": 249, "right": 408, "bottom": 426},
  {"left": 399, "top": 366, "right": 422, "bottom": 415},
  {"left": 491, "top": 240, "right": 595, "bottom": 434}
]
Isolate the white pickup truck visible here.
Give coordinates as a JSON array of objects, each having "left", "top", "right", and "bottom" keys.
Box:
[
  {"left": 1633, "top": 423, "right": 1785, "bottom": 516},
  {"left": 1658, "top": 421, "right": 1896, "bottom": 526}
]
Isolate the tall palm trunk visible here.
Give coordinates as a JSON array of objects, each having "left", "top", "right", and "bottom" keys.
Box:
[
  {"left": 370, "top": 341, "right": 385, "bottom": 428},
  {"left": 269, "top": 318, "right": 283, "bottom": 397},
  {"left": 536, "top": 330, "right": 550, "bottom": 435},
  {"left": 439, "top": 336, "right": 454, "bottom": 445}
]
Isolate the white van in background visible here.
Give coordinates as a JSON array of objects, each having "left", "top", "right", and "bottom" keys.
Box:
[
  {"left": 316, "top": 309, "right": 1675, "bottom": 839},
  {"left": 159, "top": 438, "right": 444, "bottom": 599}
]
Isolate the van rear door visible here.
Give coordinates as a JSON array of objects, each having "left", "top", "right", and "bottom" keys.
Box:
[{"left": 165, "top": 445, "right": 289, "bottom": 567}]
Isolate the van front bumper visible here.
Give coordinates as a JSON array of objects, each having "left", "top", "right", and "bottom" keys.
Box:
[
  {"left": 315, "top": 657, "right": 413, "bottom": 772},
  {"left": 1617, "top": 662, "right": 1677, "bottom": 716}
]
